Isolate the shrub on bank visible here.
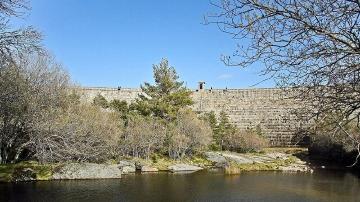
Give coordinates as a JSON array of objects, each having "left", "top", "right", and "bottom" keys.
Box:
[
  {"left": 307, "top": 114, "right": 360, "bottom": 167},
  {"left": 32, "top": 104, "right": 123, "bottom": 163},
  {"left": 119, "top": 114, "right": 166, "bottom": 159},
  {"left": 167, "top": 109, "right": 212, "bottom": 159},
  {"left": 223, "top": 129, "right": 268, "bottom": 153},
  {"left": 201, "top": 111, "right": 268, "bottom": 153},
  {"left": 93, "top": 94, "right": 109, "bottom": 108},
  {"left": 0, "top": 53, "right": 69, "bottom": 164}
]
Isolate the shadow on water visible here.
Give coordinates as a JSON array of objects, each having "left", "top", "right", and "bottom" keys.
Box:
[{"left": 0, "top": 170, "right": 359, "bottom": 202}]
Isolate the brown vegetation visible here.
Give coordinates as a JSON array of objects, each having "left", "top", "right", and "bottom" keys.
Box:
[
  {"left": 223, "top": 129, "right": 268, "bottom": 153},
  {"left": 167, "top": 109, "right": 212, "bottom": 159},
  {"left": 120, "top": 114, "right": 165, "bottom": 159},
  {"left": 0, "top": 54, "right": 69, "bottom": 163},
  {"left": 32, "top": 104, "right": 122, "bottom": 163}
]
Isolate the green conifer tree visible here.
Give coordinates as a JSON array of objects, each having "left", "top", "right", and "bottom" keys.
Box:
[
  {"left": 215, "top": 111, "right": 236, "bottom": 150},
  {"left": 132, "top": 58, "right": 193, "bottom": 120}
]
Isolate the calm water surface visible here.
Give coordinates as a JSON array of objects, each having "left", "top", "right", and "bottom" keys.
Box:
[{"left": 0, "top": 170, "right": 359, "bottom": 202}]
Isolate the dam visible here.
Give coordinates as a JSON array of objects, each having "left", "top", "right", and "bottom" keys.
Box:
[{"left": 78, "top": 84, "right": 305, "bottom": 146}]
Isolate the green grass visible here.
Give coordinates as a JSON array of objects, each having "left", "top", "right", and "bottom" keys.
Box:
[{"left": 0, "top": 161, "right": 54, "bottom": 182}]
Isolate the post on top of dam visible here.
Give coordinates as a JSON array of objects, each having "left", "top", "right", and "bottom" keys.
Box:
[
  {"left": 198, "top": 81, "right": 205, "bottom": 91},
  {"left": 197, "top": 81, "right": 206, "bottom": 111}
]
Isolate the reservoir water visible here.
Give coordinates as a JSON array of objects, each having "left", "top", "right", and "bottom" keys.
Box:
[{"left": 1, "top": 170, "right": 359, "bottom": 202}]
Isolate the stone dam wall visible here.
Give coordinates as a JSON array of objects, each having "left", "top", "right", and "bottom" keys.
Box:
[{"left": 78, "top": 87, "right": 304, "bottom": 146}]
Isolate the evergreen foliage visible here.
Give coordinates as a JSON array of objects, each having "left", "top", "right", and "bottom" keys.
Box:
[
  {"left": 93, "top": 94, "right": 109, "bottom": 109},
  {"left": 202, "top": 111, "right": 267, "bottom": 152},
  {"left": 132, "top": 58, "right": 193, "bottom": 120},
  {"left": 110, "top": 99, "right": 129, "bottom": 120}
]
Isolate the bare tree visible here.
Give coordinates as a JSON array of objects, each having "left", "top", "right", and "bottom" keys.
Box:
[
  {"left": 0, "top": 52, "right": 126, "bottom": 163},
  {"left": 168, "top": 109, "right": 212, "bottom": 159},
  {"left": 0, "top": 0, "right": 42, "bottom": 63},
  {"left": 0, "top": 53, "right": 69, "bottom": 163},
  {"left": 207, "top": 0, "right": 360, "bottom": 164},
  {"left": 32, "top": 104, "right": 123, "bottom": 163},
  {"left": 0, "top": 0, "right": 28, "bottom": 16},
  {"left": 120, "top": 114, "right": 166, "bottom": 159}
]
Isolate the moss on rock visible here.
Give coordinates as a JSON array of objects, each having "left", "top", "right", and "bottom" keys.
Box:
[{"left": 0, "top": 161, "right": 54, "bottom": 182}]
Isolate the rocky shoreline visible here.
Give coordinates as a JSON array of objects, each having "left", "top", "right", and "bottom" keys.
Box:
[
  {"left": 0, "top": 149, "right": 314, "bottom": 182},
  {"left": 204, "top": 151, "right": 312, "bottom": 173}
]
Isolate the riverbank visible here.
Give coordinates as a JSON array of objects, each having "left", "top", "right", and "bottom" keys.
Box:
[{"left": 0, "top": 148, "right": 313, "bottom": 182}]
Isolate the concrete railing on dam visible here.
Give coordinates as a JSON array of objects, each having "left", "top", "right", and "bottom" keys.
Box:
[{"left": 78, "top": 87, "right": 304, "bottom": 146}]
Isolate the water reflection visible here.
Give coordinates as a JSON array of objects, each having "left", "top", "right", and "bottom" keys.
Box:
[{"left": 0, "top": 170, "right": 359, "bottom": 202}]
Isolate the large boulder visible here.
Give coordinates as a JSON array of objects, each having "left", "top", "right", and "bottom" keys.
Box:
[
  {"left": 204, "top": 152, "right": 227, "bottom": 163},
  {"left": 118, "top": 161, "right": 136, "bottom": 174},
  {"left": 133, "top": 161, "right": 158, "bottom": 172},
  {"left": 52, "top": 163, "right": 122, "bottom": 180},
  {"left": 168, "top": 164, "right": 203, "bottom": 172},
  {"left": 204, "top": 152, "right": 228, "bottom": 167},
  {"left": 221, "top": 153, "right": 254, "bottom": 164}
]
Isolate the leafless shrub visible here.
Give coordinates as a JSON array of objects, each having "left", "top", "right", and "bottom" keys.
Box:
[
  {"left": 0, "top": 53, "right": 125, "bottom": 163},
  {"left": 0, "top": 53, "right": 68, "bottom": 163},
  {"left": 32, "top": 104, "right": 123, "bottom": 163},
  {"left": 167, "top": 109, "right": 212, "bottom": 159},
  {"left": 223, "top": 129, "right": 268, "bottom": 153},
  {"left": 120, "top": 114, "right": 166, "bottom": 159},
  {"left": 308, "top": 113, "right": 360, "bottom": 166}
]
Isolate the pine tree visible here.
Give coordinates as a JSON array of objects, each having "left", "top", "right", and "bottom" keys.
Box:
[
  {"left": 110, "top": 99, "right": 129, "bottom": 120},
  {"left": 203, "top": 111, "right": 217, "bottom": 130},
  {"left": 93, "top": 94, "right": 109, "bottom": 108},
  {"left": 132, "top": 58, "right": 193, "bottom": 120},
  {"left": 215, "top": 111, "right": 236, "bottom": 150}
]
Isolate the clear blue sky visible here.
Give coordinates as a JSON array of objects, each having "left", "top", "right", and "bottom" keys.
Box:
[{"left": 18, "top": 0, "right": 274, "bottom": 89}]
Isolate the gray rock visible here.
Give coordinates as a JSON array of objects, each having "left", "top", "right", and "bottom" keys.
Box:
[
  {"left": 118, "top": 161, "right": 136, "bottom": 174},
  {"left": 118, "top": 160, "right": 135, "bottom": 167},
  {"left": 52, "top": 163, "right": 122, "bottom": 180},
  {"left": 247, "top": 155, "right": 273, "bottom": 163},
  {"left": 168, "top": 164, "right": 203, "bottom": 172},
  {"left": 12, "top": 168, "right": 36, "bottom": 182},
  {"left": 204, "top": 152, "right": 231, "bottom": 168},
  {"left": 140, "top": 165, "right": 158, "bottom": 172},
  {"left": 266, "top": 152, "right": 288, "bottom": 160},
  {"left": 215, "top": 161, "right": 230, "bottom": 168},
  {"left": 121, "top": 166, "right": 136, "bottom": 173},
  {"left": 221, "top": 153, "right": 254, "bottom": 164},
  {"left": 204, "top": 152, "right": 227, "bottom": 164}
]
